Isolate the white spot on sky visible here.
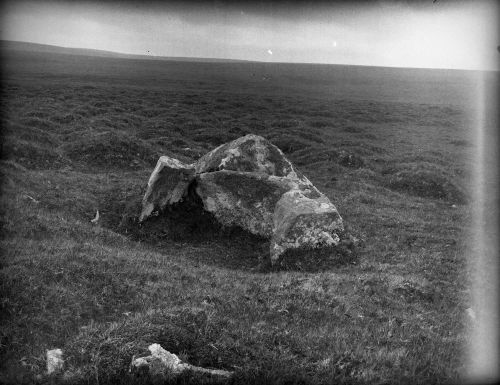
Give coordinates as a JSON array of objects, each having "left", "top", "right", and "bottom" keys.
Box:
[
  {"left": 332, "top": 41, "right": 337, "bottom": 47},
  {"left": 267, "top": 49, "right": 273, "bottom": 55}
]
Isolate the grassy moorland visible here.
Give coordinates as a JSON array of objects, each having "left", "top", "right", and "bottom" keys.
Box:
[{"left": 0, "top": 45, "right": 491, "bottom": 384}]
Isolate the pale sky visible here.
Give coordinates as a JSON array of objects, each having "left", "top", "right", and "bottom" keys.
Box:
[{"left": 1, "top": 0, "right": 498, "bottom": 71}]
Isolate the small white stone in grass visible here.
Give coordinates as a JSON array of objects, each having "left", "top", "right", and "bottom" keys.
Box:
[
  {"left": 466, "top": 307, "right": 476, "bottom": 320},
  {"left": 317, "top": 357, "right": 332, "bottom": 368},
  {"left": 24, "top": 194, "right": 40, "bottom": 204},
  {"left": 90, "top": 210, "right": 100, "bottom": 223},
  {"left": 131, "top": 343, "right": 233, "bottom": 379},
  {"left": 47, "top": 348, "right": 64, "bottom": 374}
]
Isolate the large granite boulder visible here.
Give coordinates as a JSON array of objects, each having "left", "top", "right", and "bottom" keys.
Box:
[{"left": 139, "top": 134, "right": 344, "bottom": 263}]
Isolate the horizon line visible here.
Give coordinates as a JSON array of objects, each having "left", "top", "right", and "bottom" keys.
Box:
[{"left": 2, "top": 39, "right": 497, "bottom": 73}]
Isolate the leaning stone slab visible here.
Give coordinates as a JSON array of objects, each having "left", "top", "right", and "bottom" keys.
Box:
[
  {"left": 140, "top": 156, "right": 195, "bottom": 222},
  {"left": 130, "top": 343, "right": 233, "bottom": 380}
]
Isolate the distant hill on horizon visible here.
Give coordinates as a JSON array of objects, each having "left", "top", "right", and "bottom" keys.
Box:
[
  {"left": 3, "top": 39, "right": 491, "bottom": 72},
  {"left": 0, "top": 40, "right": 253, "bottom": 64}
]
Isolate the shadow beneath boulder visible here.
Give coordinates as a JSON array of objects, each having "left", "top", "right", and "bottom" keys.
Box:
[
  {"left": 261, "top": 234, "right": 359, "bottom": 273},
  {"left": 114, "top": 182, "right": 269, "bottom": 271},
  {"left": 106, "top": 182, "right": 358, "bottom": 272}
]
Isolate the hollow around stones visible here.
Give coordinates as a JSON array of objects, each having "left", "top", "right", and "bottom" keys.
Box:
[{"left": 139, "top": 134, "right": 344, "bottom": 263}]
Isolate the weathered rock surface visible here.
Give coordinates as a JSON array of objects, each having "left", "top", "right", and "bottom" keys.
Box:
[
  {"left": 130, "top": 343, "right": 233, "bottom": 380},
  {"left": 46, "top": 348, "right": 64, "bottom": 375},
  {"left": 271, "top": 190, "right": 343, "bottom": 262},
  {"left": 195, "top": 134, "right": 295, "bottom": 176},
  {"left": 139, "top": 134, "right": 345, "bottom": 263},
  {"left": 140, "top": 156, "right": 195, "bottom": 221},
  {"left": 195, "top": 171, "right": 291, "bottom": 237}
]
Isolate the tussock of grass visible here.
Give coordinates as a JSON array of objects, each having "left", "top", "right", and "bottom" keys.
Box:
[
  {"left": 269, "top": 119, "right": 298, "bottom": 129},
  {"left": 2, "top": 138, "right": 67, "bottom": 169},
  {"left": 19, "top": 116, "right": 54, "bottom": 130},
  {"left": 336, "top": 141, "right": 387, "bottom": 155},
  {"left": 341, "top": 125, "right": 365, "bottom": 134},
  {"left": 271, "top": 135, "right": 311, "bottom": 154},
  {"left": 50, "top": 113, "right": 81, "bottom": 124},
  {"left": 383, "top": 162, "right": 468, "bottom": 204},
  {"left": 337, "top": 151, "right": 364, "bottom": 168},
  {"left": 295, "top": 129, "right": 323, "bottom": 144},
  {"left": 308, "top": 119, "right": 332, "bottom": 128},
  {"left": 63, "top": 131, "right": 159, "bottom": 170},
  {"left": 192, "top": 130, "right": 237, "bottom": 147},
  {"left": 290, "top": 147, "right": 364, "bottom": 169},
  {"left": 15, "top": 126, "right": 60, "bottom": 146}
]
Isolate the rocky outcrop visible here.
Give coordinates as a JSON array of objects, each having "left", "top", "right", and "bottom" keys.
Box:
[{"left": 139, "top": 134, "right": 345, "bottom": 263}]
